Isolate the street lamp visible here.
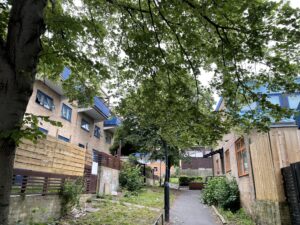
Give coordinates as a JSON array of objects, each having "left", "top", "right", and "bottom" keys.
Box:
[{"left": 163, "top": 141, "right": 170, "bottom": 222}]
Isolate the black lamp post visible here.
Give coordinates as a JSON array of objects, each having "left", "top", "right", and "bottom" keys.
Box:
[{"left": 163, "top": 141, "right": 170, "bottom": 222}]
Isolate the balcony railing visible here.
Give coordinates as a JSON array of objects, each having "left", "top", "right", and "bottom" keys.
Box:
[{"left": 104, "top": 117, "right": 121, "bottom": 127}]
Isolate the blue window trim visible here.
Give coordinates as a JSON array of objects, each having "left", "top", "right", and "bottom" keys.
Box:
[
  {"left": 38, "top": 127, "right": 48, "bottom": 135},
  {"left": 61, "top": 103, "right": 72, "bottom": 122},
  {"left": 35, "top": 90, "right": 54, "bottom": 111},
  {"left": 81, "top": 119, "right": 90, "bottom": 132},
  {"left": 58, "top": 135, "right": 70, "bottom": 142},
  {"left": 94, "top": 125, "right": 101, "bottom": 139}
]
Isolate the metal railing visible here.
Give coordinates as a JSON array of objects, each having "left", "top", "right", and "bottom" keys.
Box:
[{"left": 153, "top": 213, "right": 164, "bottom": 225}]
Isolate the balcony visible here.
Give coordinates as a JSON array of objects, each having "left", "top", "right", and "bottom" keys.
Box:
[
  {"left": 78, "top": 97, "right": 111, "bottom": 122},
  {"left": 40, "top": 67, "right": 71, "bottom": 96},
  {"left": 103, "top": 117, "right": 121, "bottom": 133}
]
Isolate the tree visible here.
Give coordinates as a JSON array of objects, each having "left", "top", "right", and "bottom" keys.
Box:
[{"left": 0, "top": 0, "right": 299, "bottom": 223}]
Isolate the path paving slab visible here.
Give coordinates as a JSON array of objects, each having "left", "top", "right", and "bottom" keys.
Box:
[{"left": 170, "top": 190, "right": 221, "bottom": 225}]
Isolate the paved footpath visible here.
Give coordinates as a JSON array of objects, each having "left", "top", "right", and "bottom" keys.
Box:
[{"left": 170, "top": 189, "right": 221, "bottom": 225}]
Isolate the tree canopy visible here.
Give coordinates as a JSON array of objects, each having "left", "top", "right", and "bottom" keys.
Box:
[{"left": 0, "top": 0, "right": 299, "bottom": 223}]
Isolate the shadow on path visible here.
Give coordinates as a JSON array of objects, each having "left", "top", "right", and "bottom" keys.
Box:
[{"left": 170, "top": 189, "right": 220, "bottom": 225}]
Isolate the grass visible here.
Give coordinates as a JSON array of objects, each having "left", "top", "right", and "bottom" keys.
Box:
[
  {"left": 120, "top": 186, "right": 176, "bottom": 208},
  {"left": 57, "top": 186, "right": 176, "bottom": 225},
  {"left": 60, "top": 201, "right": 159, "bottom": 225},
  {"left": 170, "top": 177, "right": 179, "bottom": 184},
  {"left": 218, "top": 208, "right": 255, "bottom": 225}
]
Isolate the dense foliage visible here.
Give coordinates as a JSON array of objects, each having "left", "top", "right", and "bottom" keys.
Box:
[
  {"left": 179, "top": 176, "right": 203, "bottom": 186},
  {"left": 60, "top": 178, "right": 84, "bottom": 215},
  {"left": 202, "top": 177, "right": 240, "bottom": 211},
  {"left": 119, "top": 163, "right": 144, "bottom": 193}
]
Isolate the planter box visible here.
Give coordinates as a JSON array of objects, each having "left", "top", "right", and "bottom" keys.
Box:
[{"left": 189, "top": 182, "right": 204, "bottom": 190}]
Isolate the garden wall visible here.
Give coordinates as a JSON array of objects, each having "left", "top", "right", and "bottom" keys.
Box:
[
  {"left": 8, "top": 194, "right": 93, "bottom": 225},
  {"left": 98, "top": 166, "right": 120, "bottom": 195},
  {"left": 9, "top": 195, "right": 61, "bottom": 225}
]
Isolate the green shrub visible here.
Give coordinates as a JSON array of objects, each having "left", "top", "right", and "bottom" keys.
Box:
[
  {"left": 179, "top": 176, "right": 203, "bottom": 185},
  {"left": 119, "top": 163, "right": 144, "bottom": 192},
  {"left": 202, "top": 177, "right": 239, "bottom": 211},
  {"left": 179, "top": 176, "right": 190, "bottom": 186},
  {"left": 60, "top": 178, "right": 83, "bottom": 215}
]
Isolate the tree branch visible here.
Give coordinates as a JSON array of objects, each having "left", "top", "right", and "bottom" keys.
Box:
[{"left": 106, "top": 0, "right": 150, "bottom": 14}]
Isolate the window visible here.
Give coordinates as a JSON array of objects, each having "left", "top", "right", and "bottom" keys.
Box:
[
  {"left": 287, "top": 94, "right": 300, "bottom": 109},
  {"left": 78, "top": 143, "right": 85, "bottom": 148},
  {"left": 81, "top": 119, "right": 90, "bottom": 131},
  {"left": 235, "top": 138, "right": 249, "bottom": 177},
  {"left": 225, "top": 149, "right": 231, "bottom": 172},
  {"left": 267, "top": 94, "right": 282, "bottom": 106},
  {"left": 94, "top": 126, "right": 101, "bottom": 138},
  {"left": 154, "top": 167, "right": 158, "bottom": 172},
  {"left": 38, "top": 127, "right": 48, "bottom": 135},
  {"left": 35, "top": 90, "right": 54, "bottom": 110},
  {"left": 61, "top": 104, "right": 72, "bottom": 121},
  {"left": 58, "top": 135, "right": 70, "bottom": 142},
  {"left": 105, "top": 133, "right": 112, "bottom": 144},
  {"left": 92, "top": 149, "right": 99, "bottom": 162}
]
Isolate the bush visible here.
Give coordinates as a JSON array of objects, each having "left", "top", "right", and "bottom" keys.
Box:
[
  {"left": 202, "top": 177, "right": 239, "bottom": 211},
  {"left": 60, "top": 178, "right": 83, "bottom": 215},
  {"left": 119, "top": 163, "right": 144, "bottom": 192},
  {"left": 179, "top": 176, "right": 203, "bottom": 186}
]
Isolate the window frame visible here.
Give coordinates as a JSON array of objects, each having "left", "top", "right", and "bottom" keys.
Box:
[
  {"left": 58, "top": 135, "right": 70, "bottom": 143},
  {"left": 92, "top": 149, "right": 99, "bottom": 163},
  {"left": 286, "top": 93, "right": 300, "bottom": 110},
  {"left": 61, "top": 103, "right": 72, "bottom": 122},
  {"left": 94, "top": 125, "right": 101, "bottom": 139},
  {"left": 35, "top": 90, "right": 54, "bottom": 111},
  {"left": 235, "top": 138, "right": 249, "bottom": 177},
  {"left": 38, "top": 127, "right": 48, "bottom": 135},
  {"left": 225, "top": 149, "right": 231, "bottom": 173},
  {"left": 81, "top": 119, "right": 90, "bottom": 132},
  {"left": 105, "top": 133, "right": 112, "bottom": 144}
]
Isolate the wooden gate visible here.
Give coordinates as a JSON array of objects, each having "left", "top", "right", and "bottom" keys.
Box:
[
  {"left": 84, "top": 165, "right": 98, "bottom": 194},
  {"left": 282, "top": 162, "right": 300, "bottom": 225}
]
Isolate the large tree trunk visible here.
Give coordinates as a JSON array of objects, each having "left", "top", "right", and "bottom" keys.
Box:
[{"left": 0, "top": 0, "right": 47, "bottom": 224}]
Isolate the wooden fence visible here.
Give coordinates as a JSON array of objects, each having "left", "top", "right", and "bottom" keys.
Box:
[
  {"left": 14, "top": 137, "right": 86, "bottom": 176},
  {"left": 11, "top": 168, "right": 96, "bottom": 196},
  {"left": 98, "top": 151, "right": 122, "bottom": 170},
  {"left": 249, "top": 127, "right": 300, "bottom": 202}
]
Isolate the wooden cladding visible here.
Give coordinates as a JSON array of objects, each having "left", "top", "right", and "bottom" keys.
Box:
[
  {"left": 250, "top": 127, "right": 300, "bottom": 202},
  {"left": 14, "top": 136, "right": 86, "bottom": 176}
]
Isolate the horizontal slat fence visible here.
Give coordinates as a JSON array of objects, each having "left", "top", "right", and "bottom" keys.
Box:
[
  {"left": 14, "top": 137, "right": 86, "bottom": 176},
  {"left": 11, "top": 169, "right": 78, "bottom": 196},
  {"left": 98, "top": 152, "right": 122, "bottom": 170}
]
